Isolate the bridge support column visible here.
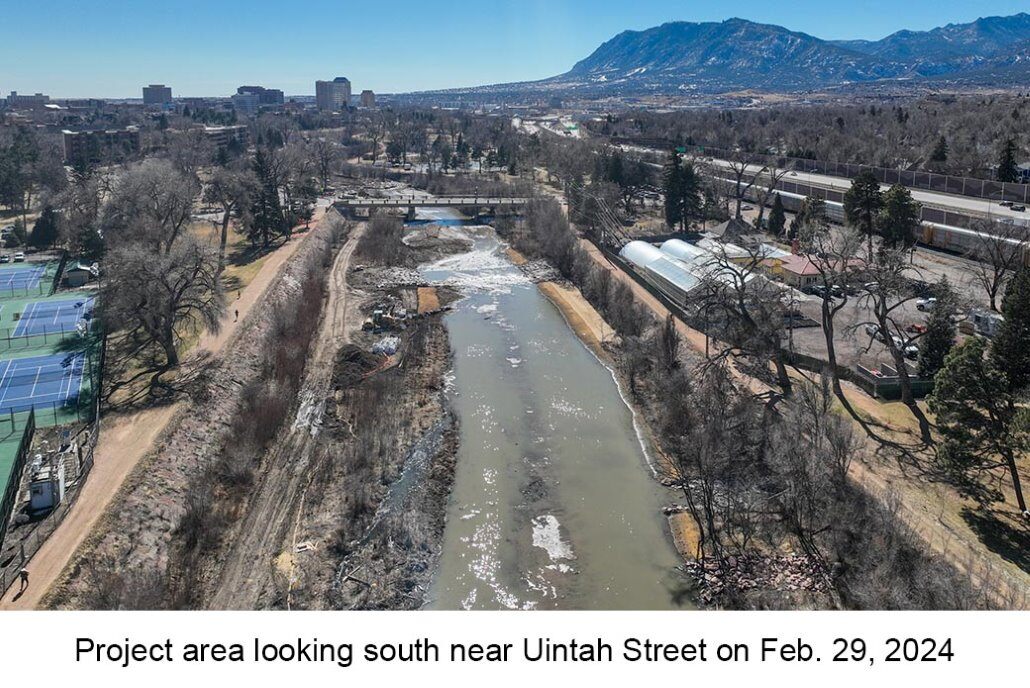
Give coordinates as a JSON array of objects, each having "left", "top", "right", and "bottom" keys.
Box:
[{"left": 406, "top": 205, "right": 416, "bottom": 221}]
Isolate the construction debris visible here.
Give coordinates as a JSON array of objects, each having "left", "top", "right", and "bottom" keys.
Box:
[
  {"left": 372, "top": 336, "right": 400, "bottom": 356},
  {"left": 684, "top": 553, "right": 831, "bottom": 606}
]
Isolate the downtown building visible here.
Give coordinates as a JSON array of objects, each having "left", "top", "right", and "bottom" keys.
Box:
[
  {"left": 315, "top": 77, "right": 351, "bottom": 111},
  {"left": 142, "top": 84, "right": 173, "bottom": 106},
  {"left": 232, "top": 85, "right": 285, "bottom": 115}
]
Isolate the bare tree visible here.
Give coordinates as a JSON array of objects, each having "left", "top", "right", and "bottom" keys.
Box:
[
  {"left": 799, "top": 223, "right": 877, "bottom": 433},
  {"left": 103, "top": 237, "right": 225, "bottom": 393},
  {"left": 965, "top": 218, "right": 1030, "bottom": 312},
  {"left": 163, "top": 128, "right": 214, "bottom": 180},
  {"left": 752, "top": 165, "right": 789, "bottom": 230},
  {"left": 721, "top": 150, "right": 767, "bottom": 220},
  {"left": 101, "top": 158, "right": 199, "bottom": 253},
  {"left": 308, "top": 137, "right": 340, "bottom": 191},
  {"left": 203, "top": 163, "right": 257, "bottom": 275},
  {"left": 859, "top": 249, "right": 934, "bottom": 444},
  {"left": 364, "top": 111, "right": 388, "bottom": 165},
  {"left": 697, "top": 244, "right": 793, "bottom": 397}
]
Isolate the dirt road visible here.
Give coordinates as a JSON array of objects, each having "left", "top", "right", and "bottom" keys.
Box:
[
  {"left": 0, "top": 220, "right": 321, "bottom": 610},
  {"left": 205, "top": 222, "right": 366, "bottom": 609}
]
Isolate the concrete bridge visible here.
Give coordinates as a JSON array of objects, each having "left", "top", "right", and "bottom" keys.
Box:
[{"left": 334, "top": 195, "right": 531, "bottom": 219}]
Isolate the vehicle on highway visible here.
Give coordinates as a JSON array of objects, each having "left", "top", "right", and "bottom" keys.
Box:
[{"left": 1012, "top": 204, "right": 1026, "bottom": 212}]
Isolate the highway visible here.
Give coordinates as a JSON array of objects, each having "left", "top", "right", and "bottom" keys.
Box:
[{"left": 701, "top": 157, "right": 1030, "bottom": 225}]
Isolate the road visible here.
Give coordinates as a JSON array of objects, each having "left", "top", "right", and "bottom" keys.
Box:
[
  {"left": 702, "top": 157, "right": 1030, "bottom": 224},
  {"left": 0, "top": 206, "right": 330, "bottom": 610},
  {"left": 205, "top": 221, "right": 366, "bottom": 609}
]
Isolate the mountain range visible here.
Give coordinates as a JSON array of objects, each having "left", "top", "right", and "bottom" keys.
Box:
[{"left": 424, "top": 13, "right": 1030, "bottom": 98}]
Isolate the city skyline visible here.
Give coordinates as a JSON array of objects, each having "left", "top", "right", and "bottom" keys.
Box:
[{"left": 1, "top": 0, "right": 1027, "bottom": 98}]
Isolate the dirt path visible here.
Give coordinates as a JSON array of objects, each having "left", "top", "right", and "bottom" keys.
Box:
[
  {"left": 0, "top": 222, "right": 320, "bottom": 610},
  {"left": 206, "top": 222, "right": 366, "bottom": 609}
]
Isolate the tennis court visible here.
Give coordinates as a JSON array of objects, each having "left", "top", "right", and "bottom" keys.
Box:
[
  {"left": 0, "top": 352, "right": 86, "bottom": 416},
  {"left": 0, "top": 265, "right": 46, "bottom": 291},
  {"left": 12, "top": 297, "right": 95, "bottom": 337}
]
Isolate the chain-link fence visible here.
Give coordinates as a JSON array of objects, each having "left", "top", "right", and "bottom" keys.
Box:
[{"left": 0, "top": 333, "right": 105, "bottom": 598}]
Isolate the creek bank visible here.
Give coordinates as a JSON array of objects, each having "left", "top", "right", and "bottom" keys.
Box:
[
  {"left": 425, "top": 227, "right": 687, "bottom": 610},
  {"left": 278, "top": 217, "right": 469, "bottom": 610}
]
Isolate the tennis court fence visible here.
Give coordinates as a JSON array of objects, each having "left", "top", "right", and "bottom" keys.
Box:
[
  {"left": 0, "top": 334, "right": 105, "bottom": 597},
  {"left": 0, "top": 281, "right": 50, "bottom": 300},
  {"left": 0, "top": 409, "right": 34, "bottom": 550},
  {"left": 0, "top": 322, "right": 91, "bottom": 354}
]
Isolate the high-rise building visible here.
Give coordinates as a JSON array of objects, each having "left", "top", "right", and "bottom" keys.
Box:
[
  {"left": 237, "top": 85, "right": 285, "bottom": 106},
  {"left": 230, "top": 92, "right": 260, "bottom": 116},
  {"left": 6, "top": 92, "right": 50, "bottom": 108},
  {"left": 315, "top": 77, "right": 351, "bottom": 111},
  {"left": 142, "top": 84, "right": 172, "bottom": 105},
  {"left": 360, "top": 90, "right": 376, "bottom": 108}
]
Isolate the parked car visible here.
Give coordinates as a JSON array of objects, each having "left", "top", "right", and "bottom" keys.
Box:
[
  {"left": 865, "top": 323, "right": 885, "bottom": 342},
  {"left": 0, "top": 255, "right": 8, "bottom": 264},
  {"left": 916, "top": 297, "right": 937, "bottom": 312},
  {"left": 1000, "top": 200, "right": 1013, "bottom": 207},
  {"left": 899, "top": 339, "right": 920, "bottom": 360},
  {"left": 13, "top": 252, "right": 25, "bottom": 262},
  {"left": 1011, "top": 204, "right": 1026, "bottom": 212}
]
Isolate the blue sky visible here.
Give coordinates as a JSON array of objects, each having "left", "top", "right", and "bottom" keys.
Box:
[{"left": 2, "top": 0, "right": 1027, "bottom": 97}]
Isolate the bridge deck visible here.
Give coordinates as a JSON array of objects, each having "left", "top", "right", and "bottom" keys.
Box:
[{"left": 335, "top": 196, "right": 531, "bottom": 208}]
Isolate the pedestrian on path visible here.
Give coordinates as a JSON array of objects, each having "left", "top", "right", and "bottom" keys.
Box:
[
  {"left": 234, "top": 309, "right": 239, "bottom": 322},
  {"left": 18, "top": 568, "right": 28, "bottom": 593}
]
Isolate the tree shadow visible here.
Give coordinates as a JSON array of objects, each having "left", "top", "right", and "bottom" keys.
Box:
[
  {"left": 962, "top": 507, "right": 1030, "bottom": 574},
  {"left": 226, "top": 236, "right": 287, "bottom": 269}
]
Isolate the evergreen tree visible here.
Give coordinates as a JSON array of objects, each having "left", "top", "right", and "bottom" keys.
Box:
[
  {"left": 792, "top": 196, "right": 828, "bottom": 242},
  {"left": 843, "top": 170, "right": 884, "bottom": 256},
  {"left": 663, "top": 149, "right": 683, "bottom": 229},
  {"left": 767, "top": 193, "right": 786, "bottom": 236},
  {"left": 928, "top": 338, "right": 1028, "bottom": 518},
  {"left": 679, "top": 161, "right": 703, "bottom": 231},
  {"left": 997, "top": 138, "right": 1019, "bottom": 183},
  {"left": 918, "top": 276, "right": 956, "bottom": 378},
  {"left": 930, "top": 136, "right": 948, "bottom": 162},
  {"left": 247, "top": 149, "right": 287, "bottom": 248},
  {"left": 29, "top": 205, "right": 59, "bottom": 249},
  {"left": 991, "top": 266, "right": 1030, "bottom": 394},
  {"left": 878, "top": 183, "right": 921, "bottom": 249}
]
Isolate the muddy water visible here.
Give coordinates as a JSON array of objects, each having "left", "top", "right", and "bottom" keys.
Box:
[{"left": 422, "top": 224, "right": 690, "bottom": 610}]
